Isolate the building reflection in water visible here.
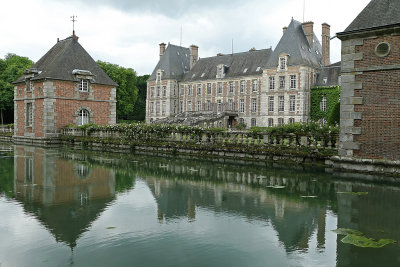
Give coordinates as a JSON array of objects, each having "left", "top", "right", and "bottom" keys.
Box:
[{"left": 13, "top": 146, "right": 116, "bottom": 248}]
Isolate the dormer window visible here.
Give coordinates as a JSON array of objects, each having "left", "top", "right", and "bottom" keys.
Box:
[
  {"left": 26, "top": 79, "right": 34, "bottom": 92},
  {"left": 216, "top": 64, "right": 226, "bottom": 79},
  {"left": 279, "top": 57, "right": 286, "bottom": 70},
  {"left": 157, "top": 71, "right": 162, "bottom": 82},
  {"left": 79, "top": 79, "right": 89, "bottom": 92}
]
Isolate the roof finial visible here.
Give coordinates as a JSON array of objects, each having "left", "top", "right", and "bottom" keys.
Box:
[{"left": 70, "top": 15, "right": 77, "bottom": 36}]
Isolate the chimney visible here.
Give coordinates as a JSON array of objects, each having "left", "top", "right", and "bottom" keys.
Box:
[
  {"left": 283, "top": 26, "right": 288, "bottom": 35},
  {"left": 302, "top": 21, "right": 314, "bottom": 48},
  {"left": 159, "top": 43, "right": 166, "bottom": 59},
  {"left": 321, "top": 23, "right": 331, "bottom": 66},
  {"left": 190, "top": 44, "right": 199, "bottom": 69}
]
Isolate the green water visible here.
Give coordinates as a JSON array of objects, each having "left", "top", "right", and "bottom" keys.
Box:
[{"left": 0, "top": 144, "right": 400, "bottom": 267}]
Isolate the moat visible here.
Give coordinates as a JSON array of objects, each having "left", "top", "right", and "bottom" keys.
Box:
[{"left": 0, "top": 143, "right": 400, "bottom": 267}]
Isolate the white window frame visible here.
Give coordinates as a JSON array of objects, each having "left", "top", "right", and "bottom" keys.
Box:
[
  {"left": 217, "top": 82, "right": 222, "bottom": 94},
  {"left": 228, "top": 99, "right": 234, "bottom": 111},
  {"left": 79, "top": 79, "right": 89, "bottom": 92},
  {"left": 157, "top": 86, "right": 160, "bottom": 97},
  {"left": 26, "top": 102, "right": 33, "bottom": 126},
  {"left": 229, "top": 82, "right": 234, "bottom": 93},
  {"left": 278, "top": 96, "right": 285, "bottom": 112},
  {"left": 197, "top": 84, "right": 202, "bottom": 96},
  {"left": 151, "top": 87, "right": 155, "bottom": 97},
  {"left": 251, "top": 118, "right": 257, "bottom": 127},
  {"left": 162, "top": 86, "right": 167, "bottom": 97},
  {"left": 197, "top": 101, "right": 202, "bottom": 111},
  {"left": 217, "top": 100, "right": 222, "bottom": 112},
  {"left": 268, "top": 118, "right": 274, "bottom": 127},
  {"left": 268, "top": 96, "right": 274, "bottom": 112},
  {"left": 278, "top": 118, "right": 284, "bottom": 125},
  {"left": 251, "top": 98, "right": 257, "bottom": 113},
  {"left": 289, "top": 95, "right": 296, "bottom": 112},
  {"left": 78, "top": 109, "right": 89, "bottom": 126},
  {"left": 150, "top": 102, "right": 154, "bottom": 114},
  {"left": 269, "top": 77, "right": 275, "bottom": 90},
  {"left": 162, "top": 101, "right": 166, "bottom": 115},
  {"left": 240, "top": 80, "right": 246, "bottom": 93},
  {"left": 187, "top": 101, "right": 192, "bottom": 112},
  {"left": 239, "top": 99, "right": 245, "bottom": 113},
  {"left": 320, "top": 95, "right": 327, "bottom": 111},
  {"left": 290, "top": 75, "right": 297, "bottom": 89},
  {"left": 207, "top": 83, "right": 212, "bottom": 95},
  {"left": 279, "top": 57, "right": 286, "bottom": 70},
  {"left": 279, "top": 76, "right": 285, "bottom": 89},
  {"left": 156, "top": 102, "right": 160, "bottom": 114},
  {"left": 252, "top": 80, "right": 258, "bottom": 92}
]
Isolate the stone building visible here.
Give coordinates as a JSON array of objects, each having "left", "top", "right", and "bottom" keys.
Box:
[
  {"left": 13, "top": 33, "right": 118, "bottom": 142},
  {"left": 147, "top": 19, "right": 333, "bottom": 127},
  {"left": 337, "top": 0, "right": 400, "bottom": 160}
]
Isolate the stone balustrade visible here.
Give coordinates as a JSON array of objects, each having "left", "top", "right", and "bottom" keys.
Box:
[
  {"left": 61, "top": 128, "right": 338, "bottom": 150},
  {"left": 0, "top": 125, "right": 13, "bottom": 134}
]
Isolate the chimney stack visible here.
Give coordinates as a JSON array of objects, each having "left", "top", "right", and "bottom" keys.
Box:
[
  {"left": 321, "top": 23, "right": 331, "bottom": 66},
  {"left": 283, "top": 26, "right": 288, "bottom": 35},
  {"left": 302, "top": 21, "right": 314, "bottom": 48},
  {"left": 190, "top": 45, "right": 199, "bottom": 69},
  {"left": 159, "top": 43, "right": 166, "bottom": 59}
]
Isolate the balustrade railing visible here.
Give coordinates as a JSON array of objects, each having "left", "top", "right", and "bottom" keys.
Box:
[
  {"left": 0, "top": 125, "right": 13, "bottom": 134},
  {"left": 61, "top": 127, "right": 338, "bottom": 150}
]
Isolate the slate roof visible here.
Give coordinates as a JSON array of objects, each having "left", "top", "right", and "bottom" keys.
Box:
[
  {"left": 266, "top": 19, "right": 322, "bottom": 69},
  {"left": 316, "top": 62, "right": 341, "bottom": 87},
  {"left": 148, "top": 44, "right": 191, "bottom": 81},
  {"left": 14, "top": 35, "right": 118, "bottom": 86},
  {"left": 182, "top": 48, "right": 272, "bottom": 82},
  {"left": 342, "top": 0, "right": 400, "bottom": 33}
]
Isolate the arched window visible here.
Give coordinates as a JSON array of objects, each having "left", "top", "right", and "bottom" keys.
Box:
[{"left": 78, "top": 109, "right": 90, "bottom": 126}]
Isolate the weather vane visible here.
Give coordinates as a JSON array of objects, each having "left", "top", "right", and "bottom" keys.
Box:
[{"left": 70, "top": 15, "right": 77, "bottom": 35}]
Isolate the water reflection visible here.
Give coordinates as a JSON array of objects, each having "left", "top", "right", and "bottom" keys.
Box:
[
  {"left": 13, "top": 146, "right": 116, "bottom": 248},
  {"left": 1, "top": 144, "right": 400, "bottom": 266}
]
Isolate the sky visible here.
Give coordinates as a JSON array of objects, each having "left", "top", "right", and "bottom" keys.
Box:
[{"left": 0, "top": 0, "right": 371, "bottom": 75}]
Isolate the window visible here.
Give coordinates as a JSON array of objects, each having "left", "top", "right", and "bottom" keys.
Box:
[
  {"left": 278, "top": 118, "right": 284, "bottom": 125},
  {"left": 188, "top": 85, "right": 193, "bottom": 96},
  {"left": 268, "top": 96, "right": 274, "bottom": 112},
  {"left": 187, "top": 101, "right": 192, "bottom": 112},
  {"left": 26, "top": 80, "right": 33, "bottom": 92},
  {"left": 278, "top": 96, "right": 284, "bottom": 112},
  {"left": 228, "top": 99, "right": 234, "bottom": 111},
  {"left": 217, "top": 82, "right": 222, "bottom": 94},
  {"left": 229, "top": 82, "right": 234, "bottom": 93},
  {"left": 269, "top": 77, "right": 275, "bottom": 90},
  {"left": 197, "top": 101, "right": 202, "bottom": 111},
  {"left": 251, "top": 98, "right": 257, "bottom": 113},
  {"left": 239, "top": 99, "right": 245, "bottom": 113},
  {"left": 320, "top": 95, "right": 327, "bottom": 111},
  {"left": 156, "top": 102, "right": 160, "bottom": 114},
  {"left": 251, "top": 118, "right": 257, "bottom": 127},
  {"left": 279, "top": 76, "right": 285, "bottom": 89},
  {"left": 197, "top": 84, "right": 202, "bottom": 95},
  {"left": 79, "top": 80, "right": 89, "bottom": 92},
  {"left": 26, "top": 103, "right": 33, "bottom": 126},
  {"left": 289, "top": 118, "right": 295, "bottom": 124},
  {"left": 239, "top": 118, "right": 244, "bottom": 124},
  {"left": 206, "top": 100, "right": 212, "bottom": 111},
  {"left": 162, "top": 101, "right": 166, "bottom": 115},
  {"left": 173, "top": 85, "right": 176, "bottom": 96},
  {"left": 162, "top": 86, "right": 167, "bottom": 97},
  {"left": 150, "top": 102, "right": 154, "bottom": 113},
  {"left": 268, "top": 118, "right": 274, "bottom": 127},
  {"left": 157, "top": 71, "right": 162, "bottom": 82},
  {"left": 280, "top": 57, "right": 286, "bottom": 70},
  {"left": 180, "top": 101, "right": 183, "bottom": 113},
  {"left": 252, "top": 80, "right": 258, "bottom": 92},
  {"left": 207, "top": 83, "right": 212, "bottom": 95},
  {"left": 151, "top": 87, "right": 155, "bottom": 97},
  {"left": 173, "top": 100, "right": 177, "bottom": 114},
  {"left": 217, "top": 64, "right": 225, "bottom": 78},
  {"left": 180, "top": 86, "right": 184, "bottom": 96},
  {"left": 78, "top": 109, "right": 89, "bottom": 126},
  {"left": 157, "top": 86, "right": 160, "bottom": 97},
  {"left": 289, "top": 95, "right": 296, "bottom": 112},
  {"left": 217, "top": 100, "right": 222, "bottom": 112},
  {"left": 290, "top": 75, "right": 297, "bottom": 89},
  {"left": 240, "top": 80, "right": 246, "bottom": 93},
  {"left": 25, "top": 157, "right": 33, "bottom": 183}
]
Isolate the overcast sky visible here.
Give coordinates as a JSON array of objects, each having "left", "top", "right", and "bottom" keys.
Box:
[{"left": 0, "top": 0, "right": 371, "bottom": 75}]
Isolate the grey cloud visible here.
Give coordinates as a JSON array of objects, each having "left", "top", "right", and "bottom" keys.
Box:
[{"left": 58, "top": 0, "right": 245, "bottom": 17}]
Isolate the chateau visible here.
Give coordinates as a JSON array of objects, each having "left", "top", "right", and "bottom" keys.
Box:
[
  {"left": 146, "top": 19, "right": 338, "bottom": 127},
  {"left": 13, "top": 33, "right": 117, "bottom": 142}
]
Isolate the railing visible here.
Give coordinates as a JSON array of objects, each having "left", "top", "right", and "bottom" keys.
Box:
[
  {"left": 61, "top": 128, "right": 338, "bottom": 150},
  {"left": 0, "top": 125, "right": 13, "bottom": 134}
]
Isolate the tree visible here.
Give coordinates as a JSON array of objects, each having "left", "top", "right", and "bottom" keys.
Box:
[
  {"left": 131, "top": 74, "right": 149, "bottom": 121},
  {"left": 0, "top": 54, "right": 33, "bottom": 124},
  {"left": 97, "top": 61, "right": 139, "bottom": 121}
]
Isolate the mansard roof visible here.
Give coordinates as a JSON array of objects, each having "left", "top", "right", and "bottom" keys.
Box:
[
  {"left": 182, "top": 48, "right": 272, "bottom": 82},
  {"left": 14, "top": 35, "right": 118, "bottom": 86},
  {"left": 342, "top": 0, "right": 400, "bottom": 34},
  {"left": 315, "top": 62, "right": 341, "bottom": 87},
  {"left": 148, "top": 44, "right": 191, "bottom": 81},
  {"left": 266, "top": 19, "right": 322, "bottom": 69}
]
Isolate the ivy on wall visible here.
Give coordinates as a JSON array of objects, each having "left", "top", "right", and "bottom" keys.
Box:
[{"left": 310, "top": 86, "right": 340, "bottom": 123}]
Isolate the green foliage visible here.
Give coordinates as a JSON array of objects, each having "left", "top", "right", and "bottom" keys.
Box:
[
  {"left": 310, "top": 86, "right": 340, "bottom": 123},
  {"left": 0, "top": 54, "right": 34, "bottom": 124},
  {"left": 249, "top": 122, "right": 339, "bottom": 137},
  {"left": 97, "top": 61, "right": 139, "bottom": 121},
  {"left": 131, "top": 75, "right": 149, "bottom": 121},
  {"left": 327, "top": 102, "right": 340, "bottom": 126},
  {"left": 235, "top": 122, "right": 246, "bottom": 130},
  {"left": 332, "top": 228, "right": 397, "bottom": 248}
]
